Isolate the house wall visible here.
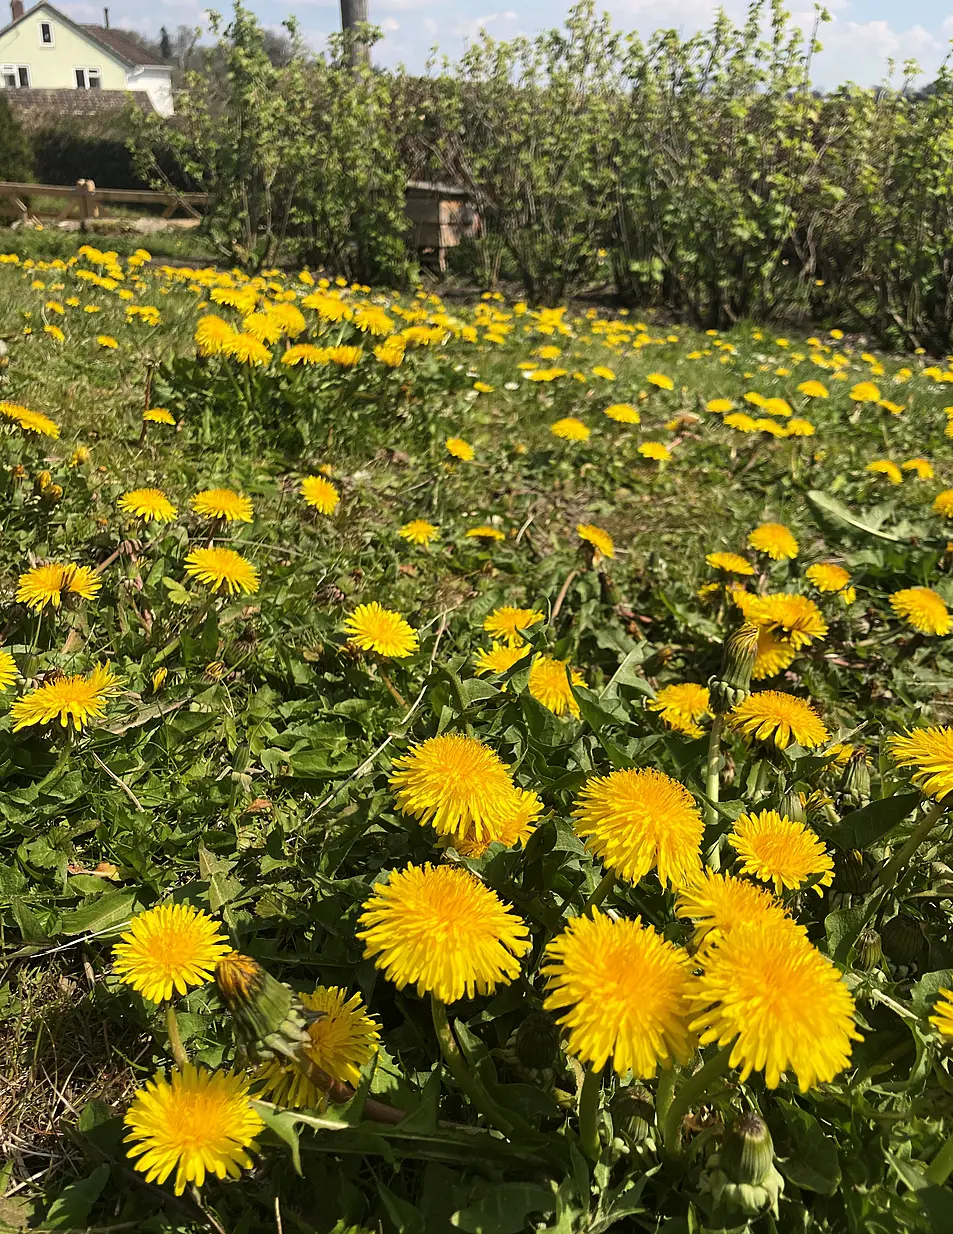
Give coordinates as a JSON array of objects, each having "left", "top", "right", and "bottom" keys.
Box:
[
  {"left": 124, "top": 65, "right": 173, "bottom": 117},
  {"left": 0, "top": 4, "right": 127, "bottom": 90}
]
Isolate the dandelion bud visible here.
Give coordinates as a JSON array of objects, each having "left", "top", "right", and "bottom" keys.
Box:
[
  {"left": 12, "top": 463, "right": 26, "bottom": 480},
  {"left": 151, "top": 666, "right": 168, "bottom": 692},
  {"left": 840, "top": 750, "right": 871, "bottom": 809},
  {"left": 34, "top": 469, "right": 52, "bottom": 493},
  {"left": 70, "top": 445, "right": 91, "bottom": 467},
  {"left": 778, "top": 789, "right": 806, "bottom": 824},
  {"left": 833, "top": 848, "right": 873, "bottom": 895},
  {"left": 708, "top": 623, "right": 759, "bottom": 713},
  {"left": 41, "top": 483, "right": 63, "bottom": 506},
  {"left": 513, "top": 1009, "right": 560, "bottom": 1071},
  {"left": 609, "top": 1085, "right": 654, "bottom": 1144},
  {"left": 205, "top": 660, "right": 227, "bottom": 681},
  {"left": 881, "top": 914, "right": 923, "bottom": 966},
  {"left": 702, "top": 1112, "right": 785, "bottom": 1220},
  {"left": 214, "top": 952, "right": 317, "bottom": 1063},
  {"left": 856, "top": 925, "right": 882, "bottom": 971}
]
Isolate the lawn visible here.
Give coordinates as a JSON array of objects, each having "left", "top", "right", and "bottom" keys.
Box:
[{"left": 1, "top": 244, "right": 953, "bottom": 1233}]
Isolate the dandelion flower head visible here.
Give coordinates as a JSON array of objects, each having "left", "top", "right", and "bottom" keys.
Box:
[
  {"left": 113, "top": 903, "right": 231, "bottom": 1003},
  {"left": 344, "top": 602, "right": 418, "bottom": 658},
  {"left": 728, "top": 809, "right": 834, "bottom": 896}
]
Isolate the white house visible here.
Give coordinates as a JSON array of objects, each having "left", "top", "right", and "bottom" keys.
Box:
[{"left": 0, "top": 1, "right": 173, "bottom": 116}]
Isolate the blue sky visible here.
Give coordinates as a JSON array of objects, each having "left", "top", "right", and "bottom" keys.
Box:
[{"left": 58, "top": 0, "right": 953, "bottom": 87}]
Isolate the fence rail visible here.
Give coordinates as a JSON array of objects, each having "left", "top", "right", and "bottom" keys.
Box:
[{"left": 0, "top": 179, "right": 209, "bottom": 224}]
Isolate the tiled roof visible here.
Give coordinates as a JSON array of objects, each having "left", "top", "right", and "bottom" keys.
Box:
[
  {"left": 80, "top": 25, "right": 169, "bottom": 67},
  {"left": 5, "top": 88, "right": 157, "bottom": 129}
]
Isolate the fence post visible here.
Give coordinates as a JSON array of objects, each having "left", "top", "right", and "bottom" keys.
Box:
[{"left": 76, "top": 179, "right": 98, "bottom": 229}]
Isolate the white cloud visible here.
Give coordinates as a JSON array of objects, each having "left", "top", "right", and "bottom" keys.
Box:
[{"left": 380, "top": 17, "right": 400, "bottom": 32}]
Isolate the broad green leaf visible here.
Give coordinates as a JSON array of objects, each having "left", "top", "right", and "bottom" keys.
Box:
[
  {"left": 452, "top": 1183, "right": 556, "bottom": 1233},
  {"left": 807, "top": 490, "right": 903, "bottom": 542},
  {"left": 828, "top": 793, "right": 921, "bottom": 850},
  {"left": 59, "top": 890, "right": 138, "bottom": 937},
  {"left": 43, "top": 1165, "right": 109, "bottom": 1230}
]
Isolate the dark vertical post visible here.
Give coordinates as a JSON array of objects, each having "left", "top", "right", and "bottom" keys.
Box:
[{"left": 340, "top": 0, "right": 371, "bottom": 68}]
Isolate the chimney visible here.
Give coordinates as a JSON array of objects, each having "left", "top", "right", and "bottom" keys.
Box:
[
  {"left": 103, "top": 6, "right": 109, "bottom": 27},
  {"left": 10, "top": 1, "right": 24, "bottom": 20}
]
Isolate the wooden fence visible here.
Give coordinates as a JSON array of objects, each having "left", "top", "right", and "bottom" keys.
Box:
[{"left": 0, "top": 179, "right": 208, "bottom": 224}]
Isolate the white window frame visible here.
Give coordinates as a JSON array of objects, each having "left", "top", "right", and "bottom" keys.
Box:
[
  {"left": 1, "top": 64, "right": 31, "bottom": 88},
  {"left": 38, "top": 20, "right": 54, "bottom": 47},
  {"left": 74, "top": 66, "right": 102, "bottom": 89}
]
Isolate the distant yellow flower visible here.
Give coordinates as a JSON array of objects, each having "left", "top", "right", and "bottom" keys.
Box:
[
  {"left": 184, "top": 547, "right": 260, "bottom": 596},
  {"left": 301, "top": 474, "right": 340, "bottom": 515},
  {"left": 473, "top": 381, "right": 494, "bottom": 393},
  {"left": 748, "top": 522, "right": 798, "bottom": 560},
  {"left": 901, "top": 458, "right": 933, "bottom": 481},
  {"left": 281, "top": 343, "right": 329, "bottom": 366},
  {"left": 399, "top": 519, "right": 439, "bottom": 545},
  {"left": 576, "top": 522, "right": 614, "bottom": 560},
  {"left": 70, "top": 445, "right": 91, "bottom": 466},
  {"left": 326, "top": 345, "right": 362, "bottom": 367},
  {"left": 728, "top": 809, "right": 834, "bottom": 895},
  {"left": 16, "top": 562, "right": 101, "bottom": 611},
  {"left": 0, "top": 648, "right": 16, "bottom": 691},
  {"left": 786, "top": 418, "right": 815, "bottom": 437},
  {"left": 474, "top": 642, "right": 529, "bottom": 675},
  {"left": 113, "top": 903, "right": 230, "bottom": 1003},
  {"left": 850, "top": 381, "right": 881, "bottom": 402},
  {"left": 0, "top": 401, "right": 60, "bottom": 438},
  {"left": 646, "top": 372, "right": 674, "bottom": 391},
  {"left": 124, "top": 1065, "right": 263, "bottom": 1194},
  {"left": 550, "top": 417, "right": 590, "bottom": 442},
  {"left": 591, "top": 365, "right": 615, "bottom": 380},
  {"left": 143, "top": 408, "right": 175, "bottom": 426},
  {"left": 543, "top": 911, "right": 694, "bottom": 1078},
  {"left": 934, "top": 490, "right": 953, "bottom": 518},
  {"left": 879, "top": 400, "right": 906, "bottom": 415},
  {"left": 806, "top": 563, "right": 851, "bottom": 593},
  {"left": 466, "top": 524, "right": 505, "bottom": 542},
  {"left": 603, "top": 403, "right": 640, "bottom": 424},
  {"left": 44, "top": 324, "right": 65, "bottom": 342},
  {"left": 797, "top": 380, "right": 828, "bottom": 398},
  {"left": 375, "top": 338, "right": 406, "bottom": 367},
  {"left": 224, "top": 333, "right": 272, "bottom": 366},
  {"left": 706, "top": 398, "right": 734, "bottom": 413},
  {"left": 866, "top": 460, "right": 902, "bottom": 484},
  {"left": 446, "top": 436, "right": 475, "bottom": 461},
  {"left": 648, "top": 683, "right": 710, "bottom": 739},
  {"left": 638, "top": 442, "right": 671, "bottom": 462},
  {"left": 724, "top": 413, "right": 758, "bottom": 433},
  {"left": 358, "top": 862, "right": 530, "bottom": 1003},
  {"left": 572, "top": 767, "right": 703, "bottom": 888},
  {"left": 191, "top": 488, "right": 253, "bottom": 523},
  {"left": 344, "top": 602, "right": 418, "bottom": 657},
  {"left": 706, "top": 551, "right": 754, "bottom": 576},
  {"left": 119, "top": 488, "right": 177, "bottom": 522},
  {"left": 194, "top": 314, "right": 236, "bottom": 356},
  {"left": 257, "top": 986, "right": 379, "bottom": 1105},
  {"left": 483, "top": 605, "right": 543, "bottom": 646},
  {"left": 890, "top": 587, "right": 951, "bottom": 636},
  {"left": 11, "top": 662, "right": 120, "bottom": 732},
  {"left": 528, "top": 655, "right": 584, "bottom": 717},
  {"left": 96, "top": 334, "right": 118, "bottom": 349},
  {"left": 686, "top": 922, "right": 860, "bottom": 1091},
  {"left": 889, "top": 726, "right": 953, "bottom": 802},
  {"left": 728, "top": 690, "right": 829, "bottom": 749}
]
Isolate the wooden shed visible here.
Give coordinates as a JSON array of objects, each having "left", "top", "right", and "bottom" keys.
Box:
[{"left": 404, "top": 180, "right": 480, "bottom": 272}]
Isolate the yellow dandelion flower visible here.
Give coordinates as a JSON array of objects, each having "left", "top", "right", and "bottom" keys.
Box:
[
  {"left": 301, "top": 474, "right": 340, "bottom": 515},
  {"left": 934, "top": 490, "right": 953, "bottom": 518},
  {"left": 528, "top": 655, "right": 584, "bottom": 718},
  {"left": 603, "top": 403, "right": 640, "bottom": 424},
  {"left": 143, "top": 408, "right": 176, "bottom": 426},
  {"left": 706, "top": 551, "right": 754, "bottom": 576},
  {"left": 241, "top": 311, "right": 283, "bottom": 345},
  {"left": 390, "top": 734, "right": 522, "bottom": 840},
  {"left": 358, "top": 863, "right": 530, "bottom": 1003},
  {"left": 576, "top": 523, "right": 614, "bottom": 560},
  {"left": 326, "top": 345, "right": 362, "bottom": 367},
  {"left": 191, "top": 488, "right": 254, "bottom": 523},
  {"left": 257, "top": 986, "right": 380, "bottom": 1105},
  {"left": 542, "top": 911, "right": 694, "bottom": 1077},
  {"left": 706, "top": 398, "right": 734, "bottom": 413},
  {"left": 797, "top": 380, "right": 828, "bottom": 398},
  {"left": 474, "top": 642, "right": 529, "bottom": 675},
  {"left": 646, "top": 372, "right": 674, "bottom": 391},
  {"left": 473, "top": 380, "right": 494, "bottom": 393},
  {"left": 902, "top": 458, "right": 934, "bottom": 480},
  {"left": 752, "top": 627, "right": 797, "bottom": 681},
  {"left": 676, "top": 869, "right": 798, "bottom": 949},
  {"left": 728, "top": 809, "right": 834, "bottom": 895},
  {"left": 890, "top": 587, "right": 951, "bottom": 636},
  {"left": 648, "top": 683, "right": 710, "bottom": 739},
  {"left": 375, "top": 338, "right": 406, "bottom": 367},
  {"left": 638, "top": 442, "right": 671, "bottom": 462},
  {"left": 194, "top": 314, "right": 236, "bottom": 356},
  {"left": 850, "top": 381, "right": 881, "bottom": 402},
  {"left": 483, "top": 605, "right": 543, "bottom": 646},
  {"left": 0, "top": 648, "right": 16, "bottom": 691},
  {"left": 572, "top": 767, "right": 703, "bottom": 888},
  {"left": 113, "top": 903, "right": 231, "bottom": 1003},
  {"left": 224, "top": 333, "right": 272, "bottom": 366},
  {"left": 44, "top": 324, "right": 65, "bottom": 342},
  {"left": 267, "top": 302, "right": 306, "bottom": 337},
  {"left": 184, "top": 547, "right": 260, "bottom": 596},
  {"left": 70, "top": 445, "right": 91, "bottom": 466},
  {"left": 724, "top": 413, "right": 759, "bottom": 433},
  {"left": 281, "top": 344, "right": 329, "bottom": 366},
  {"left": 96, "top": 334, "right": 119, "bottom": 349},
  {"left": 466, "top": 524, "right": 506, "bottom": 541},
  {"left": 1, "top": 402, "right": 61, "bottom": 438},
  {"left": 728, "top": 691, "right": 829, "bottom": 749},
  {"left": 16, "top": 562, "right": 101, "bottom": 612},
  {"left": 786, "top": 417, "right": 815, "bottom": 436},
  {"left": 399, "top": 519, "right": 439, "bottom": 545},
  {"left": 748, "top": 523, "right": 798, "bottom": 560},
  {"left": 866, "top": 460, "right": 902, "bottom": 484},
  {"left": 930, "top": 989, "right": 953, "bottom": 1037},
  {"left": 446, "top": 436, "right": 475, "bottom": 461},
  {"left": 11, "top": 662, "right": 120, "bottom": 732},
  {"left": 119, "top": 488, "right": 177, "bottom": 522},
  {"left": 452, "top": 788, "right": 541, "bottom": 858},
  {"left": 550, "top": 417, "right": 591, "bottom": 442},
  {"left": 806, "top": 563, "right": 851, "bottom": 593},
  {"left": 745, "top": 593, "right": 828, "bottom": 649},
  {"left": 686, "top": 923, "right": 860, "bottom": 1091},
  {"left": 124, "top": 1065, "right": 263, "bottom": 1195},
  {"left": 353, "top": 305, "right": 394, "bottom": 337},
  {"left": 344, "top": 602, "right": 418, "bottom": 658}
]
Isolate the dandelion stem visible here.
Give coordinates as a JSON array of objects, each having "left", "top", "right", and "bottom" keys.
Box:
[
  {"left": 584, "top": 869, "right": 616, "bottom": 916},
  {"left": 655, "top": 1064, "right": 677, "bottom": 1132},
  {"left": 662, "top": 1044, "right": 733, "bottom": 1160},
  {"left": 165, "top": 1004, "right": 190, "bottom": 1070},
  {"left": 578, "top": 1065, "right": 603, "bottom": 1161},
  {"left": 431, "top": 996, "right": 514, "bottom": 1137},
  {"left": 704, "top": 713, "right": 725, "bottom": 859},
  {"left": 877, "top": 800, "right": 947, "bottom": 892},
  {"left": 379, "top": 669, "right": 407, "bottom": 709}
]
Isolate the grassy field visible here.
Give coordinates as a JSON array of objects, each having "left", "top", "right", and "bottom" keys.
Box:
[{"left": 1, "top": 244, "right": 953, "bottom": 1233}]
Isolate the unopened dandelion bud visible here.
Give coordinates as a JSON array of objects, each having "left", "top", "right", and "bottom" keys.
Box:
[
  {"left": 513, "top": 1009, "right": 560, "bottom": 1071},
  {"left": 833, "top": 848, "right": 873, "bottom": 895},
  {"left": 703, "top": 1113, "right": 784, "bottom": 1220},
  {"left": 152, "top": 666, "right": 168, "bottom": 692},
  {"left": 857, "top": 925, "right": 882, "bottom": 971},
  {"left": 708, "top": 623, "right": 759, "bottom": 713},
  {"left": 34, "top": 469, "right": 52, "bottom": 493},
  {"left": 881, "top": 914, "right": 923, "bottom": 966},
  {"left": 214, "top": 952, "right": 317, "bottom": 1062},
  {"left": 840, "top": 750, "right": 871, "bottom": 809},
  {"left": 778, "top": 789, "right": 806, "bottom": 824},
  {"left": 609, "top": 1085, "right": 654, "bottom": 1144},
  {"left": 41, "top": 483, "right": 63, "bottom": 505}
]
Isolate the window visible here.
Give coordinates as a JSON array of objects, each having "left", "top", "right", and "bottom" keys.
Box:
[
  {"left": 1, "top": 64, "right": 30, "bottom": 88},
  {"left": 38, "top": 20, "right": 53, "bottom": 45},
  {"left": 74, "top": 67, "right": 101, "bottom": 89}
]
